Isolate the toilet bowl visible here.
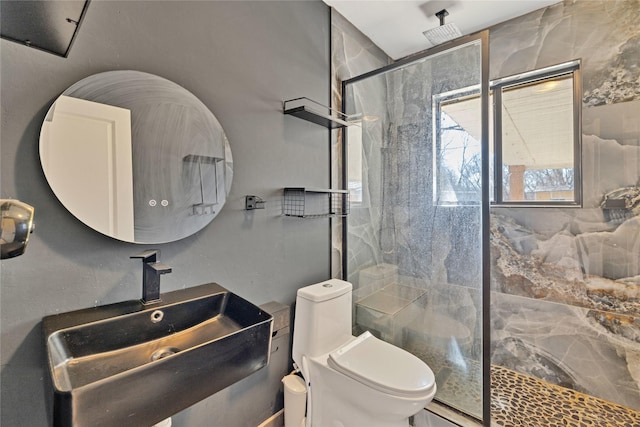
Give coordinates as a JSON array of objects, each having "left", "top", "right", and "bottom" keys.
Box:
[{"left": 293, "top": 279, "right": 436, "bottom": 427}]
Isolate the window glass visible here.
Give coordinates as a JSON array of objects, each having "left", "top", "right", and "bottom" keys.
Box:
[
  {"left": 434, "top": 60, "right": 581, "bottom": 207},
  {"left": 435, "top": 92, "right": 488, "bottom": 205},
  {"left": 500, "top": 75, "right": 575, "bottom": 203},
  {"left": 347, "top": 124, "right": 364, "bottom": 204}
]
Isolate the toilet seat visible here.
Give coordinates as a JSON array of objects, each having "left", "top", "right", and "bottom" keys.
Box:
[{"left": 328, "top": 331, "right": 435, "bottom": 398}]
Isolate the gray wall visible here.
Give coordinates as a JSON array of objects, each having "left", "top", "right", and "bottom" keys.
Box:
[{"left": 1, "top": 1, "right": 331, "bottom": 426}]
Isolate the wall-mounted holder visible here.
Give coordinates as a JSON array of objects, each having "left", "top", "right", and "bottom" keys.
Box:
[
  {"left": 245, "top": 195, "right": 266, "bottom": 210},
  {"left": 283, "top": 97, "right": 354, "bottom": 129},
  {"left": 600, "top": 186, "right": 640, "bottom": 224},
  {"left": 282, "top": 188, "right": 349, "bottom": 218}
]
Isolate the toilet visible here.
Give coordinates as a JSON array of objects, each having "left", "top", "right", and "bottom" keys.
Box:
[{"left": 292, "top": 279, "right": 436, "bottom": 427}]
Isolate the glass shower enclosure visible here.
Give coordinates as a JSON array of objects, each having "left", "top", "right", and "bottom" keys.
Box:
[{"left": 341, "top": 32, "right": 490, "bottom": 422}]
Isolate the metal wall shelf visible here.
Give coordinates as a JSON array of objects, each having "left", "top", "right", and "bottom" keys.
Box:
[
  {"left": 282, "top": 188, "right": 349, "bottom": 218},
  {"left": 283, "top": 97, "right": 353, "bottom": 129}
]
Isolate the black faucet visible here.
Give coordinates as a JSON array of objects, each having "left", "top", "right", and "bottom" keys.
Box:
[{"left": 131, "top": 250, "right": 172, "bottom": 304}]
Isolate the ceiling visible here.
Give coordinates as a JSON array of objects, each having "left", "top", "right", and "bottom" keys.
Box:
[{"left": 324, "top": 0, "right": 560, "bottom": 60}]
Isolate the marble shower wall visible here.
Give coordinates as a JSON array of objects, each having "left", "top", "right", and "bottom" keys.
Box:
[
  {"left": 331, "top": 0, "right": 640, "bottom": 414},
  {"left": 338, "top": 34, "right": 486, "bottom": 417},
  {"left": 339, "top": 40, "right": 484, "bottom": 291},
  {"left": 489, "top": 0, "right": 640, "bottom": 411},
  {"left": 331, "top": 9, "right": 389, "bottom": 279},
  {"left": 378, "top": 44, "right": 483, "bottom": 290}
]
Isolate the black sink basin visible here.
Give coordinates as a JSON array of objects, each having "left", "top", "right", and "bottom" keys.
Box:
[{"left": 43, "top": 283, "right": 273, "bottom": 427}]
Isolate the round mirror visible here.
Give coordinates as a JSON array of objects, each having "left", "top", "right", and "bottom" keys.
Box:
[{"left": 40, "top": 71, "right": 233, "bottom": 243}]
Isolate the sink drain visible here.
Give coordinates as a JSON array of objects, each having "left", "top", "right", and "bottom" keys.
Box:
[
  {"left": 150, "top": 310, "right": 164, "bottom": 323},
  {"left": 151, "top": 347, "right": 180, "bottom": 361}
]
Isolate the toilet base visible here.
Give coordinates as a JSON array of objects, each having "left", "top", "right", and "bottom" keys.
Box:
[{"left": 304, "top": 354, "right": 434, "bottom": 427}]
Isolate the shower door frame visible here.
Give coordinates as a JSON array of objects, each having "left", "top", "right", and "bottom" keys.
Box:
[{"left": 340, "top": 30, "right": 491, "bottom": 426}]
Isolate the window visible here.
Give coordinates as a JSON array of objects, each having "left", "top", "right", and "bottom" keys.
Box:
[
  {"left": 434, "top": 60, "right": 582, "bottom": 206},
  {"left": 347, "top": 123, "right": 364, "bottom": 205},
  {"left": 434, "top": 89, "right": 486, "bottom": 206}
]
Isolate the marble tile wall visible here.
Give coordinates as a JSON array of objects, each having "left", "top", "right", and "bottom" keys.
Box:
[
  {"left": 489, "top": 0, "right": 640, "bottom": 411},
  {"left": 335, "top": 26, "right": 486, "bottom": 416},
  {"left": 330, "top": 9, "right": 389, "bottom": 279},
  {"left": 331, "top": 0, "right": 640, "bottom": 416}
]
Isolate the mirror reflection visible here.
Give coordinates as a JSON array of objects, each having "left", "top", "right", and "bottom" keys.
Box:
[{"left": 40, "top": 71, "right": 233, "bottom": 243}]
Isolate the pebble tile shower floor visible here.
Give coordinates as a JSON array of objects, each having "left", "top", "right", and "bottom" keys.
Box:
[
  {"left": 412, "top": 344, "right": 639, "bottom": 426},
  {"left": 490, "top": 365, "right": 640, "bottom": 427}
]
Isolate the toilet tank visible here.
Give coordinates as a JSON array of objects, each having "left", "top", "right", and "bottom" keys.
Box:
[{"left": 292, "top": 279, "right": 352, "bottom": 367}]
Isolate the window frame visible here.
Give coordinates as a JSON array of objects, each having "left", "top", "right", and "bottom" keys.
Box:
[{"left": 432, "top": 60, "right": 582, "bottom": 208}]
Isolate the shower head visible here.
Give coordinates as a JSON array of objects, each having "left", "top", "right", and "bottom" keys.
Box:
[{"left": 422, "top": 9, "right": 462, "bottom": 46}]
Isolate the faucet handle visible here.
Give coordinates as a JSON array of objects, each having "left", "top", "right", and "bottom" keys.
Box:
[
  {"left": 131, "top": 249, "right": 160, "bottom": 263},
  {"left": 149, "top": 262, "right": 172, "bottom": 275}
]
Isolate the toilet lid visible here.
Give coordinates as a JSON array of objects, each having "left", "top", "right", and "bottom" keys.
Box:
[{"left": 328, "top": 331, "right": 435, "bottom": 398}]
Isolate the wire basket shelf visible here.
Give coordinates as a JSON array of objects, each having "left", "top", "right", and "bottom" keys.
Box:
[{"left": 282, "top": 188, "right": 350, "bottom": 218}]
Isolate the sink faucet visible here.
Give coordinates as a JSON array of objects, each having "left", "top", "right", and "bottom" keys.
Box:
[{"left": 131, "top": 250, "right": 172, "bottom": 304}]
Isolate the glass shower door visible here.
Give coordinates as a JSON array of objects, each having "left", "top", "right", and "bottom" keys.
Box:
[{"left": 342, "top": 33, "right": 489, "bottom": 421}]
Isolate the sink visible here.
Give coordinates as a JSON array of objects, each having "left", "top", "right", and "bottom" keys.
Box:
[{"left": 43, "top": 283, "right": 273, "bottom": 427}]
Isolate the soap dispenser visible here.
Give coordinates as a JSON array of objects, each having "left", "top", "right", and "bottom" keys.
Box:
[{"left": 1, "top": 199, "right": 35, "bottom": 259}]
